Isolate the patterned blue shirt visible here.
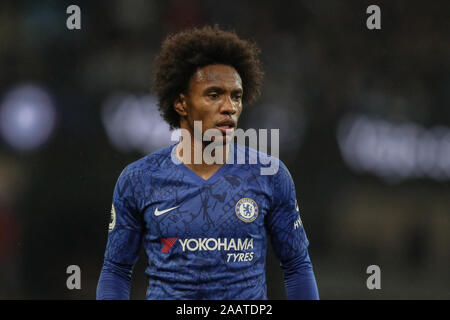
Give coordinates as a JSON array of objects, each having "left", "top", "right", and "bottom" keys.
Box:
[{"left": 97, "top": 143, "right": 318, "bottom": 300}]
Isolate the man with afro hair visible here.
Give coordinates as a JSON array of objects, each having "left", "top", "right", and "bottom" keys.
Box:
[{"left": 97, "top": 25, "right": 319, "bottom": 300}]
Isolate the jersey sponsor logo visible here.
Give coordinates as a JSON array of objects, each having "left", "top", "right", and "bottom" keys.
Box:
[
  {"left": 235, "top": 198, "right": 258, "bottom": 223},
  {"left": 161, "top": 237, "right": 256, "bottom": 263},
  {"left": 108, "top": 204, "right": 116, "bottom": 231},
  {"left": 160, "top": 237, "right": 255, "bottom": 262},
  {"left": 178, "top": 238, "right": 254, "bottom": 252},
  {"left": 295, "top": 199, "right": 299, "bottom": 212},
  {"left": 160, "top": 237, "right": 179, "bottom": 253},
  {"left": 294, "top": 215, "right": 302, "bottom": 229},
  {"left": 154, "top": 206, "right": 179, "bottom": 216}
]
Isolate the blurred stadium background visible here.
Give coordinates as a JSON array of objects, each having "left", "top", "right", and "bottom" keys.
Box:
[{"left": 0, "top": 0, "right": 449, "bottom": 299}]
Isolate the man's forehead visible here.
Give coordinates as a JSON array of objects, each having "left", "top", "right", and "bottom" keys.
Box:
[{"left": 191, "top": 64, "right": 242, "bottom": 88}]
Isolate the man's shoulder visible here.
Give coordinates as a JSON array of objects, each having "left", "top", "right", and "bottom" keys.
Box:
[
  {"left": 118, "top": 144, "right": 175, "bottom": 180},
  {"left": 233, "top": 143, "right": 287, "bottom": 176}
]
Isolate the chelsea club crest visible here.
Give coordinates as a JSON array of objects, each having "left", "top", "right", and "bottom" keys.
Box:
[{"left": 235, "top": 198, "right": 258, "bottom": 223}]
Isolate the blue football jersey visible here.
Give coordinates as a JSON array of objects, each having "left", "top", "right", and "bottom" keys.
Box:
[{"left": 103, "top": 143, "right": 310, "bottom": 299}]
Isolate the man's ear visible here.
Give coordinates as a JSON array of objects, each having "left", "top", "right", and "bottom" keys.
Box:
[{"left": 174, "top": 93, "right": 188, "bottom": 117}]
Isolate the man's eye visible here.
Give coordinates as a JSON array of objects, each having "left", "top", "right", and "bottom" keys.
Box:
[
  {"left": 233, "top": 95, "right": 242, "bottom": 100},
  {"left": 209, "top": 93, "right": 219, "bottom": 98}
]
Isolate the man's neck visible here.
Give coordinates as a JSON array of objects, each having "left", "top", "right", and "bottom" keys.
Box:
[{"left": 175, "top": 137, "right": 230, "bottom": 180}]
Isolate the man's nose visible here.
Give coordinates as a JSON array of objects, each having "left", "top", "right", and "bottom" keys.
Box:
[{"left": 220, "top": 96, "right": 237, "bottom": 114}]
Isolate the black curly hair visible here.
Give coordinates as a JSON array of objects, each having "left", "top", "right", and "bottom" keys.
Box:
[{"left": 152, "top": 25, "right": 264, "bottom": 129}]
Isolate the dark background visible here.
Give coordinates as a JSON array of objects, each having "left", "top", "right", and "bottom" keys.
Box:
[{"left": 0, "top": 0, "right": 449, "bottom": 299}]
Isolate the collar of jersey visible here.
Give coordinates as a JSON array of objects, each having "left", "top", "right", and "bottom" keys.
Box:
[{"left": 169, "top": 144, "right": 230, "bottom": 184}]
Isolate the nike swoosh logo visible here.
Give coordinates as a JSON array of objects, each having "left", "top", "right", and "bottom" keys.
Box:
[{"left": 154, "top": 206, "right": 179, "bottom": 216}]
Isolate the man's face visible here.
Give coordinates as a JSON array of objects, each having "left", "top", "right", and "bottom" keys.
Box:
[{"left": 176, "top": 64, "right": 243, "bottom": 143}]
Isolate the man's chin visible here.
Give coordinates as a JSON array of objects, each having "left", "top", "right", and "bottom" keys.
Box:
[
  {"left": 203, "top": 136, "right": 232, "bottom": 146},
  {"left": 203, "top": 127, "right": 235, "bottom": 145}
]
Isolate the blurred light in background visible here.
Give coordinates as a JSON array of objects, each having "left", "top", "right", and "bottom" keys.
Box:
[
  {"left": 0, "top": 85, "right": 56, "bottom": 151},
  {"left": 337, "top": 114, "right": 450, "bottom": 182},
  {"left": 101, "top": 93, "right": 177, "bottom": 154}
]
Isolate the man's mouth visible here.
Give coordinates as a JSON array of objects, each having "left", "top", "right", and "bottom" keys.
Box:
[{"left": 215, "top": 119, "right": 236, "bottom": 134}]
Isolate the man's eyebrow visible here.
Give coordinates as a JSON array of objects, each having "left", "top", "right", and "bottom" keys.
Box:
[
  {"left": 203, "top": 86, "right": 243, "bottom": 94},
  {"left": 203, "top": 86, "right": 225, "bottom": 93}
]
